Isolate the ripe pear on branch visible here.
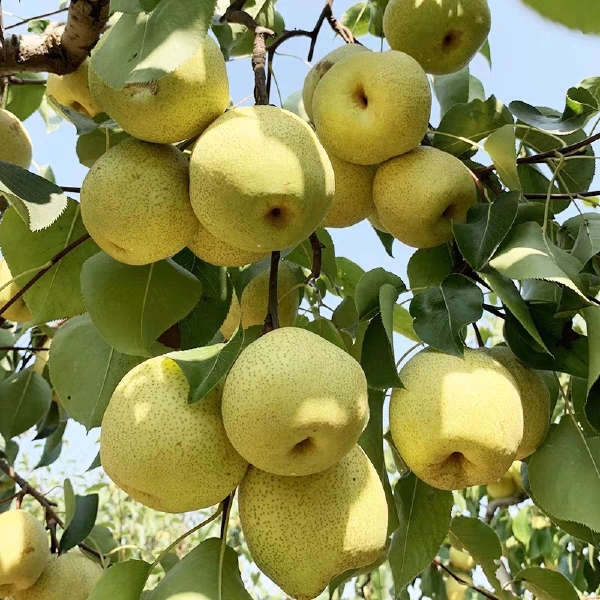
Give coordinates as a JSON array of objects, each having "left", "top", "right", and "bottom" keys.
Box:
[
  {"left": 0, "top": 109, "right": 32, "bottom": 169},
  {"left": 0, "top": 258, "right": 33, "bottom": 322}
]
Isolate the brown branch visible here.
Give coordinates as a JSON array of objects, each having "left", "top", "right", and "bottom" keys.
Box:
[
  {"left": 0, "top": 345, "right": 50, "bottom": 351},
  {"left": 60, "top": 186, "right": 81, "bottom": 193},
  {"left": 5, "top": 8, "right": 69, "bottom": 31},
  {"left": 434, "top": 560, "right": 500, "bottom": 600},
  {"left": 252, "top": 26, "right": 274, "bottom": 105},
  {"left": 523, "top": 190, "right": 600, "bottom": 200},
  {"left": 306, "top": 232, "right": 324, "bottom": 284},
  {"left": 0, "top": 233, "right": 90, "bottom": 317},
  {"left": 483, "top": 304, "right": 506, "bottom": 320},
  {"left": 262, "top": 251, "right": 281, "bottom": 334},
  {"left": 473, "top": 323, "right": 485, "bottom": 348}
]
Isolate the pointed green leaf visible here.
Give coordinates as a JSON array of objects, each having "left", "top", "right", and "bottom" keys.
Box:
[
  {"left": 521, "top": 0, "right": 600, "bottom": 35},
  {"left": 360, "top": 314, "right": 403, "bottom": 390},
  {"left": 484, "top": 126, "right": 521, "bottom": 190},
  {"left": 515, "top": 566, "right": 579, "bottom": 600},
  {"left": 572, "top": 218, "right": 600, "bottom": 265},
  {"left": 59, "top": 493, "right": 99, "bottom": 553},
  {"left": 373, "top": 228, "right": 395, "bottom": 258},
  {"left": 393, "top": 304, "right": 420, "bottom": 342},
  {"left": 432, "top": 67, "right": 470, "bottom": 116},
  {"left": 407, "top": 245, "right": 454, "bottom": 291},
  {"left": 304, "top": 318, "right": 346, "bottom": 350},
  {"left": 340, "top": 2, "right": 371, "bottom": 37},
  {"left": 35, "top": 420, "right": 66, "bottom": 469},
  {"left": 76, "top": 129, "right": 131, "bottom": 168},
  {"left": 336, "top": 257, "right": 365, "bottom": 298},
  {"left": 355, "top": 268, "right": 406, "bottom": 320},
  {"left": 89, "top": 560, "right": 151, "bottom": 600}
]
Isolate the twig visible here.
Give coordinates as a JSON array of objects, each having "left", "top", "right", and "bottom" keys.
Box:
[
  {"left": 473, "top": 323, "right": 485, "bottom": 348},
  {"left": 0, "top": 345, "right": 50, "bottom": 351},
  {"left": 252, "top": 26, "right": 275, "bottom": 105},
  {"left": 5, "top": 8, "right": 69, "bottom": 30},
  {"left": 6, "top": 75, "right": 47, "bottom": 85},
  {"left": 306, "top": 232, "right": 324, "bottom": 284},
  {"left": 483, "top": 304, "right": 506, "bottom": 320},
  {"left": 262, "top": 251, "right": 281, "bottom": 334},
  {"left": 484, "top": 493, "right": 528, "bottom": 524},
  {"left": 434, "top": 559, "right": 500, "bottom": 600},
  {"left": 60, "top": 186, "right": 81, "bottom": 193},
  {"left": 524, "top": 190, "right": 600, "bottom": 200}
]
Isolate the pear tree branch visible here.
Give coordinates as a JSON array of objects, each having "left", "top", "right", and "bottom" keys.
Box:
[
  {"left": 433, "top": 560, "right": 500, "bottom": 600},
  {"left": 262, "top": 251, "right": 281, "bottom": 334},
  {"left": 306, "top": 232, "right": 325, "bottom": 284},
  {"left": 4, "top": 8, "right": 69, "bottom": 31}
]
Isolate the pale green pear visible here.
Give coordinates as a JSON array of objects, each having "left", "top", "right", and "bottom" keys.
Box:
[
  {"left": 100, "top": 356, "right": 248, "bottom": 513},
  {"left": 449, "top": 547, "right": 475, "bottom": 571},
  {"left": 282, "top": 90, "right": 310, "bottom": 122},
  {"left": 389, "top": 348, "right": 523, "bottom": 490},
  {"left": 47, "top": 59, "right": 103, "bottom": 118},
  {"left": 312, "top": 50, "right": 431, "bottom": 165},
  {"left": 445, "top": 575, "right": 471, "bottom": 600},
  {"left": 189, "top": 106, "right": 334, "bottom": 253},
  {"left": 486, "top": 473, "right": 518, "bottom": 500},
  {"left": 222, "top": 327, "right": 369, "bottom": 476},
  {"left": 0, "top": 258, "right": 32, "bottom": 322},
  {"left": 80, "top": 138, "right": 198, "bottom": 265},
  {"left": 368, "top": 211, "right": 389, "bottom": 233},
  {"left": 89, "top": 33, "right": 229, "bottom": 143},
  {"left": 373, "top": 146, "right": 477, "bottom": 248},
  {"left": 0, "top": 510, "right": 49, "bottom": 596},
  {"left": 0, "top": 109, "right": 32, "bottom": 169},
  {"left": 383, "top": 0, "right": 492, "bottom": 75},
  {"left": 239, "top": 445, "right": 388, "bottom": 600}
]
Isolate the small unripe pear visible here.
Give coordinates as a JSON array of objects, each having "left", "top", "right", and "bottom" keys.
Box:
[
  {"left": 486, "top": 473, "right": 518, "bottom": 500},
  {"left": 449, "top": 546, "right": 475, "bottom": 571},
  {"left": 0, "top": 109, "right": 32, "bottom": 169},
  {"left": 0, "top": 258, "right": 32, "bottom": 322}
]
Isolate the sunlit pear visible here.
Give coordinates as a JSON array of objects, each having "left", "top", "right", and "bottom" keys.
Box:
[
  {"left": 383, "top": 0, "right": 492, "bottom": 75},
  {"left": 508, "top": 460, "right": 524, "bottom": 491},
  {"left": 449, "top": 546, "right": 475, "bottom": 571},
  {"left": 222, "top": 327, "right": 369, "bottom": 476},
  {"left": 389, "top": 348, "right": 523, "bottom": 490},
  {"left": 323, "top": 154, "right": 376, "bottom": 228},
  {"left": 445, "top": 574, "right": 472, "bottom": 600},
  {"left": 486, "top": 473, "right": 518, "bottom": 500},
  {"left": 80, "top": 138, "right": 198, "bottom": 265},
  {"left": 312, "top": 51, "right": 431, "bottom": 165},
  {"left": 32, "top": 337, "right": 52, "bottom": 376},
  {"left": 282, "top": 90, "right": 310, "bottom": 122},
  {"left": 89, "top": 33, "right": 229, "bottom": 143},
  {"left": 0, "top": 108, "right": 32, "bottom": 169},
  {"left": 13, "top": 549, "right": 102, "bottom": 600},
  {"left": 189, "top": 106, "right": 334, "bottom": 253},
  {"left": 239, "top": 445, "right": 388, "bottom": 600},
  {"left": 0, "top": 510, "right": 49, "bottom": 596},
  {"left": 219, "top": 262, "right": 300, "bottom": 340},
  {"left": 373, "top": 146, "right": 477, "bottom": 248},
  {"left": 188, "top": 222, "right": 268, "bottom": 267},
  {"left": 488, "top": 346, "right": 551, "bottom": 459},
  {"left": 302, "top": 44, "right": 369, "bottom": 122},
  {"left": 368, "top": 211, "right": 389, "bottom": 233},
  {"left": 0, "top": 258, "right": 32, "bottom": 322},
  {"left": 46, "top": 59, "right": 103, "bottom": 118},
  {"left": 100, "top": 356, "right": 248, "bottom": 513}
]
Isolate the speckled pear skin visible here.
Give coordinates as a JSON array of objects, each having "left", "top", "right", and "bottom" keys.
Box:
[
  {"left": 312, "top": 51, "right": 431, "bottom": 166},
  {"left": 373, "top": 146, "right": 477, "bottom": 249},
  {"left": 0, "top": 109, "right": 32, "bottom": 169},
  {"left": 383, "top": 0, "right": 492, "bottom": 75},
  {"left": 189, "top": 106, "right": 335, "bottom": 253},
  {"left": 80, "top": 138, "right": 198, "bottom": 266},
  {"left": 47, "top": 59, "right": 103, "bottom": 118},
  {"left": 487, "top": 346, "right": 551, "bottom": 459},
  {"left": 100, "top": 356, "right": 248, "bottom": 513},
  {"left": 239, "top": 445, "right": 388, "bottom": 600},
  {"left": 389, "top": 348, "right": 523, "bottom": 490},
  {"left": 302, "top": 44, "right": 369, "bottom": 122},
  {"left": 88, "top": 34, "right": 229, "bottom": 144},
  {"left": 222, "top": 327, "right": 369, "bottom": 476},
  {"left": 13, "top": 550, "right": 102, "bottom": 600},
  {"left": 0, "top": 259, "right": 33, "bottom": 322},
  {"left": 0, "top": 510, "right": 49, "bottom": 596}
]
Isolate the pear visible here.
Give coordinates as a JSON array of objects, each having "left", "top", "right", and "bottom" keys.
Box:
[
  {"left": 188, "top": 222, "right": 268, "bottom": 267},
  {"left": 389, "top": 348, "right": 523, "bottom": 490},
  {"left": 373, "top": 146, "right": 477, "bottom": 248},
  {"left": 323, "top": 154, "right": 376, "bottom": 228},
  {"left": 220, "top": 262, "right": 300, "bottom": 340},
  {"left": 383, "top": 0, "right": 492, "bottom": 75},
  {"left": 486, "top": 472, "right": 518, "bottom": 500},
  {"left": 368, "top": 211, "right": 389, "bottom": 233},
  {"left": 488, "top": 346, "right": 551, "bottom": 459},
  {"left": 508, "top": 460, "right": 524, "bottom": 491},
  {"left": 13, "top": 549, "right": 102, "bottom": 600},
  {"left": 0, "top": 258, "right": 32, "bottom": 322},
  {"left": 0, "top": 510, "right": 49, "bottom": 596},
  {"left": 302, "top": 44, "right": 369, "bottom": 122},
  {"left": 222, "top": 327, "right": 369, "bottom": 476},
  {"left": 100, "top": 356, "right": 248, "bottom": 513},
  {"left": 0, "top": 109, "right": 32, "bottom": 169},
  {"left": 239, "top": 445, "right": 388, "bottom": 600},
  {"left": 189, "top": 106, "right": 334, "bottom": 253},
  {"left": 80, "top": 138, "right": 198, "bottom": 265},
  {"left": 448, "top": 546, "right": 475, "bottom": 571},
  {"left": 32, "top": 337, "right": 52, "bottom": 376},
  {"left": 89, "top": 33, "right": 229, "bottom": 143},
  {"left": 445, "top": 575, "right": 472, "bottom": 600},
  {"left": 312, "top": 50, "right": 431, "bottom": 166},
  {"left": 46, "top": 59, "right": 103, "bottom": 118}
]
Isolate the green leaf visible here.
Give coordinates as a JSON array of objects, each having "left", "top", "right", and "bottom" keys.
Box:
[
  {"left": 340, "top": 1, "right": 371, "bottom": 37},
  {"left": 355, "top": 268, "right": 406, "bottom": 320},
  {"left": 6, "top": 75, "right": 46, "bottom": 121},
  {"left": 584, "top": 308, "right": 600, "bottom": 432},
  {"left": 407, "top": 245, "right": 454, "bottom": 291},
  {"left": 522, "top": 0, "right": 600, "bottom": 34},
  {"left": 64, "top": 479, "right": 75, "bottom": 526},
  {"left": 77, "top": 129, "right": 131, "bottom": 168},
  {"left": 88, "top": 560, "right": 151, "bottom": 600},
  {"left": 512, "top": 507, "right": 534, "bottom": 545},
  {"left": 0, "top": 202, "right": 99, "bottom": 324},
  {"left": 336, "top": 257, "right": 365, "bottom": 298},
  {"left": 35, "top": 420, "right": 66, "bottom": 469},
  {"left": 59, "top": 493, "right": 99, "bottom": 553},
  {"left": 110, "top": 0, "right": 146, "bottom": 13},
  {"left": 571, "top": 218, "right": 600, "bottom": 265},
  {"left": 393, "top": 304, "right": 420, "bottom": 342},
  {"left": 389, "top": 474, "right": 453, "bottom": 593},
  {"left": 0, "top": 370, "right": 52, "bottom": 439},
  {"left": 49, "top": 315, "right": 143, "bottom": 430},
  {"left": 360, "top": 314, "right": 403, "bottom": 390},
  {"left": 167, "top": 326, "right": 245, "bottom": 404},
  {"left": 304, "top": 318, "right": 346, "bottom": 350},
  {"left": 286, "top": 229, "right": 336, "bottom": 286},
  {"left": 515, "top": 566, "right": 579, "bottom": 600},
  {"left": 150, "top": 538, "right": 251, "bottom": 600},
  {"left": 91, "top": 0, "right": 217, "bottom": 88},
  {"left": 373, "top": 228, "right": 395, "bottom": 258},
  {"left": 432, "top": 67, "right": 470, "bottom": 116},
  {"left": 85, "top": 525, "right": 118, "bottom": 565},
  {"left": 410, "top": 274, "right": 483, "bottom": 357},
  {"left": 453, "top": 191, "right": 519, "bottom": 271},
  {"left": 0, "top": 161, "right": 68, "bottom": 231},
  {"left": 81, "top": 253, "right": 202, "bottom": 357},
  {"left": 484, "top": 125, "right": 522, "bottom": 191}
]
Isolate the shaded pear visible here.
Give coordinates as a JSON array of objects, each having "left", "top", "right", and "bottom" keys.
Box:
[
  {"left": 449, "top": 546, "right": 475, "bottom": 571},
  {"left": 486, "top": 472, "right": 518, "bottom": 500},
  {"left": 0, "top": 109, "right": 32, "bottom": 169},
  {"left": 47, "top": 59, "right": 103, "bottom": 118},
  {"left": 0, "top": 258, "right": 32, "bottom": 322},
  {"left": 445, "top": 574, "right": 472, "bottom": 600},
  {"left": 368, "top": 211, "right": 389, "bottom": 233}
]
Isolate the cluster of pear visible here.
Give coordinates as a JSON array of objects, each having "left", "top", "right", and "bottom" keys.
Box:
[
  {"left": 446, "top": 547, "right": 476, "bottom": 600},
  {"left": 0, "top": 509, "right": 102, "bottom": 600}
]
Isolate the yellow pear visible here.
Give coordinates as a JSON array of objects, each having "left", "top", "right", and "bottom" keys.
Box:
[
  {"left": 312, "top": 50, "right": 431, "bottom": 165},
  {"left": 368, "top": 211, "right": 389, "bottom": 233},
  {"left": 80, "top": 138, "right": 198, "bottom": 265},
  {"left": 0, "top": 510, "right": 49, "bottom": 596},
  {"left": 449, "top": 546, "right": 475, "bottom": 571},
  {"left": 323, "top": 154, "right": 376, "bottom": 228},
  {"left": 189, "top": 106, "right": 334, "bottom": 253},
  {"left": 0, "top": 258, "right": 32, "bottom": 322},
  {"left": 222, "top": 327, "right": 369, "bottom": 476},
  {"left": 487, "top": 346, "right": 551, "bottom": 459},
  {"left": 383, "top": 0, "right": 492, "bottom": 75},
  {"left": 13, "top": 549, "right": 102, "bottom": 600},
  {"left": 32, "top": 337, "right": 52, "bottom": 376},
  {"left": 0, "top": 109, "right": 32, "bottom": 169},
  {"left": 220, "top": 262, "right": 300, "bottom": 340},
  {"left": 486, "top": 472, "right": 518, "bottom": 500},
  {"left": 188, "top": 222, "right": 268, "bottom": 267},
  {"left": 46, "top": 59, "right": 103, "bottom": 118},
  {"left": 389, "top": 348, "right": 523, "bottom": 490},
  {"left": 89, "top": 34, "right": 229, "bottom": 143},
  {"left": 445, "top": 575, "right": 472, "bottom": 600},
  {"left": 239, "top": 445, "right": 388, "bottom": 600},
  {"left": 100, "top": 356, "right": 248, "bottom": 513},
  {"left": 302, "top": 44, "right": 369, "bottom": 122},
  {"left": 373, "top": 146, "right": 477, "bottom": 248},
  {"left": 508, "top": 460, "right": 524, "bottom": 491}
]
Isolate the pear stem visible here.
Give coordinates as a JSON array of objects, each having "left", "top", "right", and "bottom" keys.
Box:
[
  {"left": 306, "top": 231, "right": 325, "bottom": 284},
  {"left": 433, "top": 559, "right": 500, "bottom": 600},
  {"left": 262, "top": 251, "right": 281, "bottom": 334}
]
